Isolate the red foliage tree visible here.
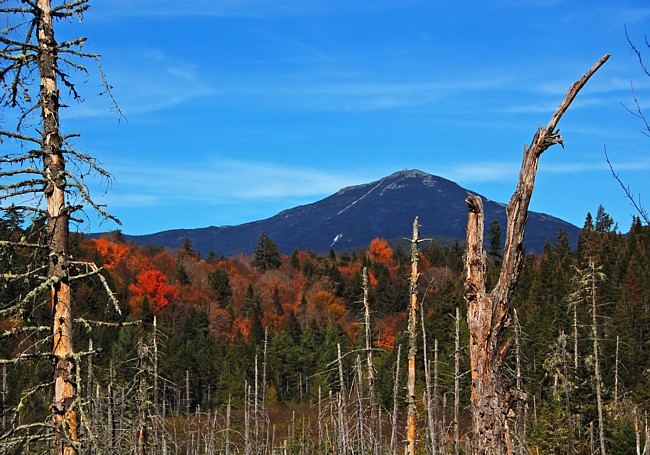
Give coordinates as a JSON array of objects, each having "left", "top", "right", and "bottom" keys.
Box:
[{"left": 129, "top": 269, "right": 177, "bottom": 313}]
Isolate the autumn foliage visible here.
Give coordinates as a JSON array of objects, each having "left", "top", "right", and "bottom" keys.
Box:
[
  {"left": 368, "top": 238, "right": 395, "bottom": 267},
  {"left": 129, "top": 269, "right": 177, "bottom": 313},
  {"left": 91, "top": 238, "right": 128, "bottom": 271}
]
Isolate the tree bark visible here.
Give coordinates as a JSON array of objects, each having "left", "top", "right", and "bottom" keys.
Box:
[
  {"left": 463, "top": 54, "right": 610, "bottom": 455},
  {"left": 406, "top": 217, "right": 420, "bottom": 455},
  {"left": 559, "top": 331, "right": 575, "bottom": 455},
  {"left": 421, "top": 305, "right": 436, "bottom": 454},
  {"left": 36, "top": 0, "right": 77, "bottom": 452},
  {"left": 589, "top": 259, "right": 607, "bottom": 455},
  {"left": 390, "top": 345, "right": 402, "bottom": 455},
  {"left": 454, "top": 307, "right": 461, "bottom": 455},
  {"left": 513, "top": 310, "right": 527, "bottom": 454},
  {"left": 363, "top": 267, "right": 380, "bottom": 455}
]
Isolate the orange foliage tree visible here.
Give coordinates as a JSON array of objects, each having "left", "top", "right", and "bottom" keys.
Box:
[
  {"left": 368, "top": 238, "right": 395, "bottom": 267},
  {"left": 312, "top": 290, "right": 349, "bottom": 323},
  {"left": 129, "top": 269, "right": 177, "bottom": 313},
  {"left": 91, "top": 238, "right": 128, "bottom": 271}
]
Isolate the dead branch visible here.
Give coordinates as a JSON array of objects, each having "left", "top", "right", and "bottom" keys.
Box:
[
  {"left": 69, "top": 260, "right": 121, "bottom": 314},
  {"left": 0, "top": 325, "right": 51, "bottom": 340},
  {"left": 604, "top": 145, "right": 650, "bottom": 225}
]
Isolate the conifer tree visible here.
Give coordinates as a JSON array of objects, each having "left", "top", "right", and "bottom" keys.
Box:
[
  {"left": 488, "top": 219, "right": 503, "bottom": 264},
  {"left": 252, "top": 233, "right": 282, "bottom": 272}
]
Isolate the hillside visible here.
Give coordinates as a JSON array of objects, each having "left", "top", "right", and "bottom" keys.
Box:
[{"left": 123, "top": 169, "right": 579, "bottom": 255}]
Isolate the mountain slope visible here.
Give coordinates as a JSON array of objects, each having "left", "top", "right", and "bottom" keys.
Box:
[{"left": 124, "top": 169, "right": 579, "bottom": 256}]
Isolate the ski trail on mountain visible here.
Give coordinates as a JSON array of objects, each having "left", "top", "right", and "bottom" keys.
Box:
[{"left": 337, "top": 179, "right": 385, "bottom": 216}]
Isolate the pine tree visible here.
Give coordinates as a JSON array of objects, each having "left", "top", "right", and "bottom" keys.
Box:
[
  {"left": 208, "top": 267, "right": 232, "bottom": 307},
  {"left": 488, "top": 219, "right": 503, "bottom": 264},
  {"left": 252, "top": 234, "right": 282, "bottom": 272}
]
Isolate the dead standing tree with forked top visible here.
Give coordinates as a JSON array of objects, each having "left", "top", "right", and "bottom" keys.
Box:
[{"left": 463, "top": 54, "right": 609, "bottom": 455}]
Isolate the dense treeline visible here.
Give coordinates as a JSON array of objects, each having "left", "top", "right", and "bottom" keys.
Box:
[{"left": 1, "top": 206, "right": 649, "bottom": 453}]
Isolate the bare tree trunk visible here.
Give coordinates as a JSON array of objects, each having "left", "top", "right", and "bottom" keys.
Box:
[
  {"left": 153, "top": 316, "right": 159, "bottom": 410},
  {"left": 442, "top": 394, "right": 449, "bottom": 455},
  {"left": 255, "top": 354, "right": 260, "bottom": 452},
  {"left": 107, "top": 362, "right": 116, "bottom": 454},
  {"left": 588, "top": 259, "right": 607, "bottom": 455},
  {"left": 245, "top": 382, "right": 251, "bottom": 455},
  {"left": 614, "top": 335, "right": 619, "bottom": 418},
  {"left": 356, "top": 355, "right": 365, "bottom": 454},
  {"left": 328, "top": 390, "right": 336, "bottom": 453},
  {"left": 454, "top": 307, "right": 461, "bottom": 455},
  {"left": 390, "top": 345, "right": 402, "bottom": 455},
  {"left": 337, "top": 343, "right": 349, "bottom": 455},
  {"left": 262, "top": 327, "right": 269, "bottom": 454},
  {"left": 559, "top": 332, "right": 575, "bottom": 455},
  {"left": 421, "top": 306, "right": 436, "bottom": 455},
  {"left": 318, "top": 386, "right": 323, "bottom": 454},
  {"left": 635, "top": 408, "right": 641, "bottom": 455},
  {"left": 186, "top": 370, "right": 192, "bottom": 455},
  {"left": 36, "top": 0, "right": 77, "bottom": 451},
  {"left": 152, "top": 316, "right": 160, "bottom": 455},
  {"left": 225, "top": 396, "right": 232, "bottom": 455},
  {"left": 643, "top": 412, "right": 650, "bottom": 455},
  {"left": 363, "top": 267, "right": 380, "bottom": 455},
  {"left": 463, "top": 54, "right": 609, "bottom": 455},
  {"left": 406, "top": 217, "right": 420, "bottom": 455},
  {"left": 434, "top": 339, "right": 440, "bottom": 455},
  {"left": 2, "top": 364, "right": 6, "bottom": 455},
  {"left": 513, "top": 310, "right": 527, "bottom": 454},
  {"left": 137, "top": 338, "right": 148, "bottom": 455},
  {"left": 186, "top": 370, "right": 191, "bottom": 416},
  {"left": 573, "top": 297, "right": 580, "bottom": 372}
]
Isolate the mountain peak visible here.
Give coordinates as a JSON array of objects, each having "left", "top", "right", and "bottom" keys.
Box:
[
  {"left": 387, "top": 168, "right": 429, "bottom": 179},
  {"left": 124, "top": 169, "right": 579, "bottom": 256}
]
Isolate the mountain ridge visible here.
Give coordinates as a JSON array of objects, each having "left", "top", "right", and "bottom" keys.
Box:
[{"left": 119, "top": 169, "right": 579, "bottom": 256}]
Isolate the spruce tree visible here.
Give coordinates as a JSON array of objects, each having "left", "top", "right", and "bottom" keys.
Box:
[{"left": 252, "top": 234, "right": 282, "bottom": 272}]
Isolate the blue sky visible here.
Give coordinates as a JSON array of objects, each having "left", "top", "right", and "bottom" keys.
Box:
[{"left": 52, "top": 1, "right": 650, "bottom": 235}]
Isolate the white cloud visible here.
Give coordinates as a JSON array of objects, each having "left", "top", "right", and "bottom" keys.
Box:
[
  {"left": 444, "top": 162, "right": 520, "bottom": 183},
  {"left": 102, "top": 159, "right": 367, "bottom": 209}
]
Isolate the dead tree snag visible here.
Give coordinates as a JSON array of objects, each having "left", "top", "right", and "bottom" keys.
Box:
[{"left": 463, "top": 54, "right": 610, "bottom": 454}]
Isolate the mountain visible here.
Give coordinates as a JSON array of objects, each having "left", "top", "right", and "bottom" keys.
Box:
[{"left": 123, "top": 169, "right": 579, "bottom": 256}]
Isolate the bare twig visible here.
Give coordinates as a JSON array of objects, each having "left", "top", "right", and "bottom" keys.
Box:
[{"left": 604, "top": 146, "right": 649, "bottom": 225}]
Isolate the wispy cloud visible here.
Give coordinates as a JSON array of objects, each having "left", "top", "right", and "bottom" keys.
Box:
[
  {"left": 217, "top": 71, "right": 517, "bottom": 113},
  {"left": 438, "top": 154, "right": 650, "bottom": 185},
  {"left": 102, "top": 159, "right": 367, "bottom": 209},
  {"left": 60, "top": 49, "right": 216, "bottom": 120},
  {"left": 444, "top": 162, "right": 520, "bottom": 183}
]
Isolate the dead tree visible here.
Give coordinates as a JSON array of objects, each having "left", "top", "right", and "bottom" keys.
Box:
[
  {"left": 463, "top": 54, "right": 609, "bottom": 454},
  {"left": 454, "top": 307, "right": 461, "bottom": 455},
  {"left": 0, "top": 1, "right": 120, "bottom": 452},
  {"left": 559, "top": 331, "right": 575, "bottom": 455},
  {"left": 362, "top": 267, "right": 380, "bottom": 455},
  {"left": 390, "top": 344, "right": 402, "bottom": 455},
  {"left": 421, "top": 302, "right": 436, "bottom": 455},
  {"left": 405, "top": 217, "right": 420, "bottom": 455}
]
